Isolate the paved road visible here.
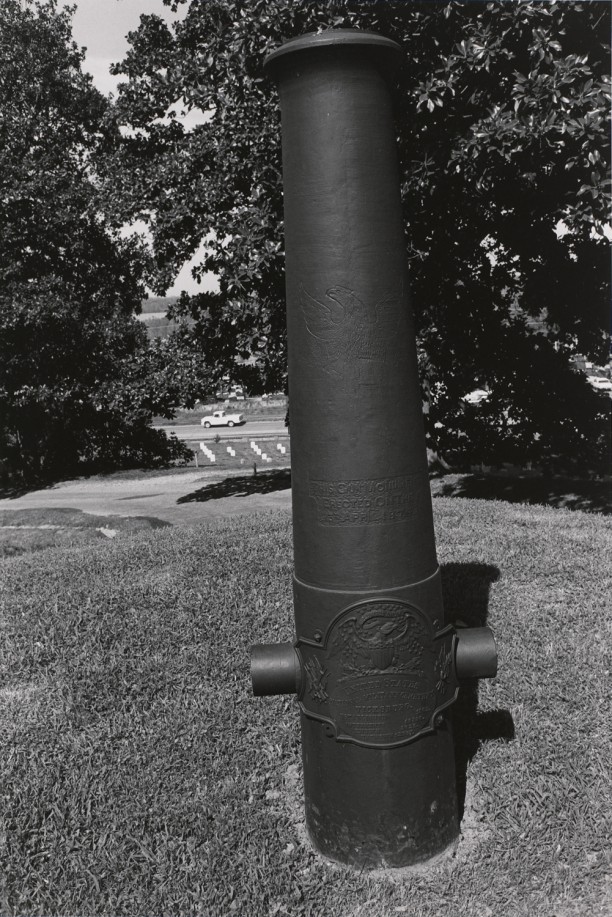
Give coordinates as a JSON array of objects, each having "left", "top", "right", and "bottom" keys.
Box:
[
  {"left": 0, "top": 421, "right": 292, "bottom": 530},
  {"left": 155, "top": 420, "right": 287, "bottom": 442},
  {"left": 0, "top": 466, "right": 292, "bottom": 527}
]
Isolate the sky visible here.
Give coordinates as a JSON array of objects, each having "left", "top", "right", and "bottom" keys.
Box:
[
  {"left": 69, "top": 0, "right": 177, "bottom": 96},
  {"left": 66, "top": 0, "right": 217, "bottom": 297}
]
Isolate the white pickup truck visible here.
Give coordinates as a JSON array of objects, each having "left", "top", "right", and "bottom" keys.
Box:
[
  {"left": 201, "top": 410, "right": 245, "bottom": 428},
  {"left": 587, "top": 376, "right": 612, "bottom": 394}
]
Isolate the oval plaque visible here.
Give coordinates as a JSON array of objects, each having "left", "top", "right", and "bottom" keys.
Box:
[{"left": 296, "top": 598, "right": 458, "bottom": 748}]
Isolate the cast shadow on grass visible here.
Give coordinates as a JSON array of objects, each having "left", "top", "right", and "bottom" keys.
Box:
[
  {"left": 177, "top": 468, "right": 291, "bottom": 504},
  {"left": 432, "top": 473, "right": 611, "bottom": 515},
  {"left": 441, "top": 562, "right": 515, "bottom": 822}
]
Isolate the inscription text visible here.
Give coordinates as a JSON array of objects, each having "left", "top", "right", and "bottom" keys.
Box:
[{"left": 309, "top": 474, "right": 421, "bottom": 526}]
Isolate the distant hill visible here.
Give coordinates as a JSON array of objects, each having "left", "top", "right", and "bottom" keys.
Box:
[
  {"left": 140, "top": 296, "right": 179, "bottom": 315},
  {"left": 137, "top": 297, "right": 191, "bottom": 340}
]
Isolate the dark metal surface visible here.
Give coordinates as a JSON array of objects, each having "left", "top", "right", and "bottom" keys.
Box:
[
  {"left": 455, "top": 627, "right": 498, "bottom": 679},
  {"left": 264, "top": 29, "right": 402, "bottom": 83},
  {"left": 296, "top": 599, "right": 459, "bottom": 747},
  {"left": 253, "top": 29, "right": 497, "bottom": 868},
  {"left": 251, "top": 642, "right": 300, "bottom": 696}
]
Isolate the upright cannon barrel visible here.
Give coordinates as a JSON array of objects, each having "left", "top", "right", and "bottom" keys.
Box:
[{"left": 251, "top": 29, "right": 497, "bottom": 868}]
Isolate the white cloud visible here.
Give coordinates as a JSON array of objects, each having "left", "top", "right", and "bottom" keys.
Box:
[
  {"left": 67, "top": 0, "right": 187, "bottom": 97},
  {"left": 120, "top": 223, "right": 218, "bottom": 296},
  {"left": 158, "top": 99, "right": 213, "bottom": 132},
  {"left": 166, "top": 241, "right": 219, "bottom": 296},
  {"left": 84, "top": 55, "right": 122, "bottom": 96}
]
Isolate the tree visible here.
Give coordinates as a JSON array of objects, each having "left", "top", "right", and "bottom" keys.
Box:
[
  {"left": 103, "top": 0, "right": 610, "bottom": 472},
  {"left": 0, "top": 0, "right": 190, "bottom": 484}
]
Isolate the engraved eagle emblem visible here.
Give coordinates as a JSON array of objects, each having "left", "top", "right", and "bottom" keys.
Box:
[
  {"left": 329, "top": 605, "right": 428, "bottom": 679},
  {"left": 297, "top": 599, "right": 458, "bottom": 748},
  {"left": 299, "top": 285, "right": 401, "bottom": 375}
]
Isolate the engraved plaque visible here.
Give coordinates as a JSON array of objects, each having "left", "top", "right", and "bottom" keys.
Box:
[
  {"left": 309, "top": 473, "right": 426, "bottom": 527},
  {"left": 299, "top": 285, "right": 401, "bottom": 380},
  {"left": 296, "top": 599, "right": 458, "bottom": 748}
]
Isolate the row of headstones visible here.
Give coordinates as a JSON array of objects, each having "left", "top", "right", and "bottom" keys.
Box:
[
  {"left": 251, "top": 441, "right": 287, "bottom": 463},
  {"left": 198, "top": 443, "right": 237, "bottom": 464},
  {"left": 198, "top": 441, "right": 288, "bottom": 464},
  {"left": 200, "top": 443, "right": 217, "bottom": 463}
]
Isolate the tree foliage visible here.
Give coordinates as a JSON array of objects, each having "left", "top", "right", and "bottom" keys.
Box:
[
  {"left": 0, "top": 0, "right": 191, "bottom": 484},
  {"left": 104, "top": 0, "right": 610, "bottom": 472}
]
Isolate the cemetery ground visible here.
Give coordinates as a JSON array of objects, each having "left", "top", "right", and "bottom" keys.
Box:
[{"left": 0, "top": 468, "right": 611, "bottom": 916}]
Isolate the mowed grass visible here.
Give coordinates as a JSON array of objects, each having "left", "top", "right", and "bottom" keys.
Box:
[
  {"left": 0, "top": 508, "right": 169, "bottom": 559},
  {"left": 0, "top": 499, "right": 611, "bottom": 916}
]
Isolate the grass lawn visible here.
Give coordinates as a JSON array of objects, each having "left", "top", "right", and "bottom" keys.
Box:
[
  {"left": 1, "top": 498, "right": 611, "bottom": 916},
  {"left": 0, "top": 508, "right": 170, "bottom": 559}
]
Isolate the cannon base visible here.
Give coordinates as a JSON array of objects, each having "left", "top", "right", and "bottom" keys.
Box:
[{"left": 301, "top": 712, "right": 459, "bottom": 868}]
